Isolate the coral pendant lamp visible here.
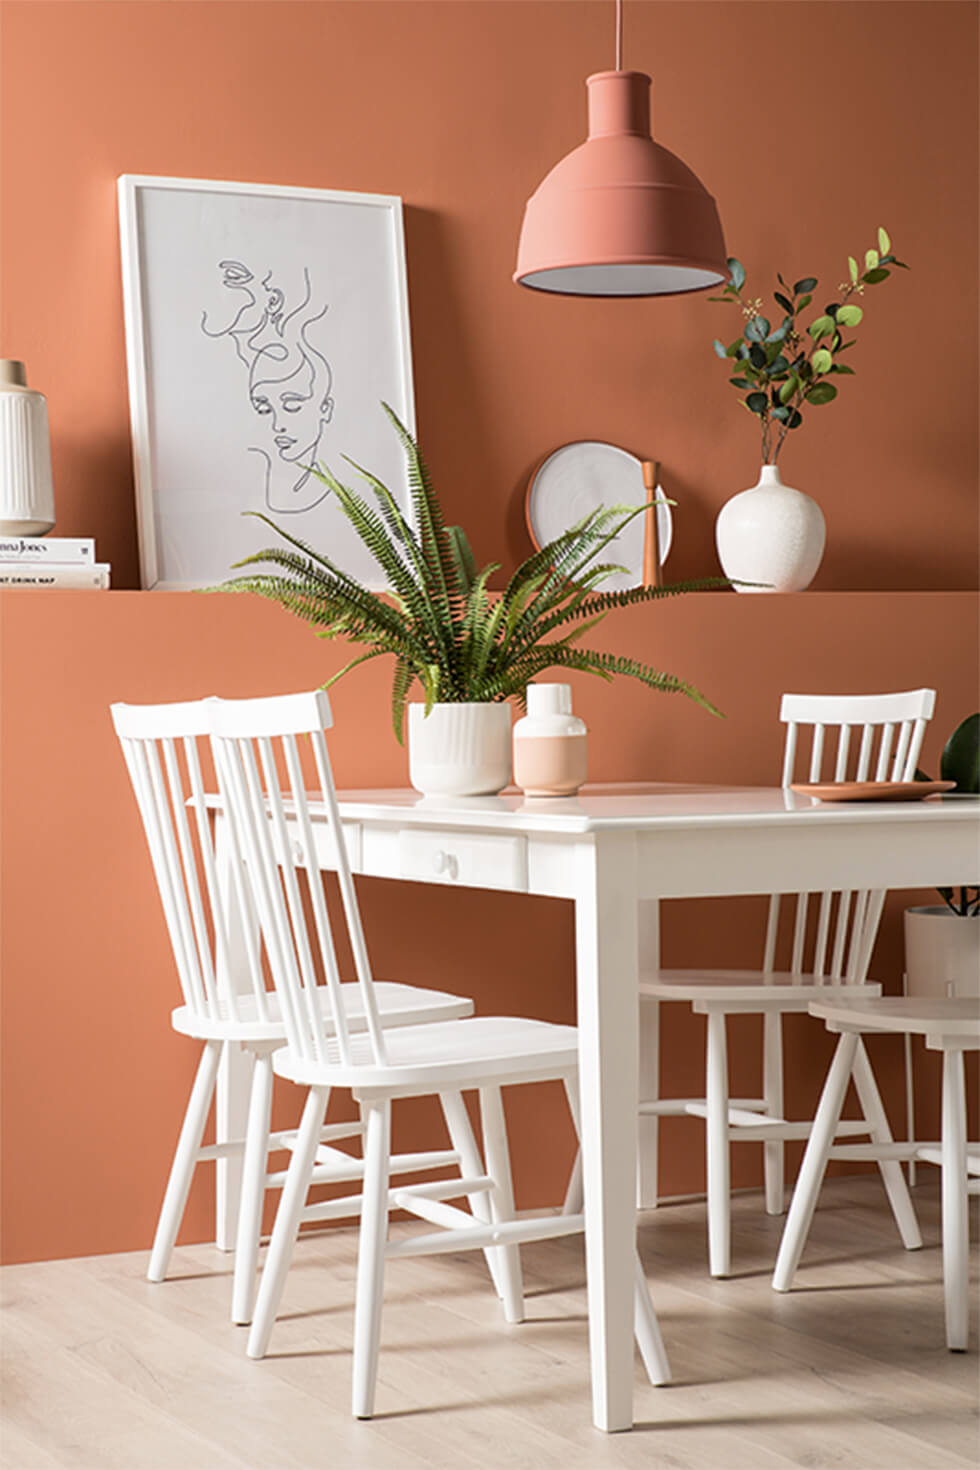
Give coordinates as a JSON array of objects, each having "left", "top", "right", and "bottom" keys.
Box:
[{"left": 514, "top": 0, "right": 727, "bottom": 297}]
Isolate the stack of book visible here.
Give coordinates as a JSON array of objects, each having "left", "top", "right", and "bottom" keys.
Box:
[{"left": 0, "top": 536, "right": 110, "bottom": 589}]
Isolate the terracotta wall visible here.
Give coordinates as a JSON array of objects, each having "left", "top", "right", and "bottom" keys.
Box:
[
  {"left": 2, "top": 588, "right": 977, "bottom": 1264},
  {"left": 0, "top": 2, "right": 977, "bottom": 1265},
  {"left": 0, "top": 1, "right": 977, "bottom": 590}
]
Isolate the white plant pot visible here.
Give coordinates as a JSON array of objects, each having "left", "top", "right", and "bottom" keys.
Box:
[
  {"left": 408, "top": 702, "right": 512, "bottom": 797},
  {"left": 715, "top": 464, "right": 826, "bottom": 593},
  {"left": 904, "top": 905, "right": 980, "bottom": 998}
]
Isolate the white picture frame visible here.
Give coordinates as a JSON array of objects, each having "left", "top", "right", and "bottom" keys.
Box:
[{"left": 118, "top": 175, "right": 416, "bottom": 590}]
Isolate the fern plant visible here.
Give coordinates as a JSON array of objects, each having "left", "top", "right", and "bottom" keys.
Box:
[{"left": 216, "top": 404, "right": 725, "bottom": 741}]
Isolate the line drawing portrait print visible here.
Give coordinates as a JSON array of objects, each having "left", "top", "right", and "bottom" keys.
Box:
[{"left": 202, "top": 260, "right": 335, "bottom": 514}]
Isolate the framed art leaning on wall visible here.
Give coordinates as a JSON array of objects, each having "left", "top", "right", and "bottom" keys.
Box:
[{"left": 118, "top": 176, "right": 416, "bottom": 590}]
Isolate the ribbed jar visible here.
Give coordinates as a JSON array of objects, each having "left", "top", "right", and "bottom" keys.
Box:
[
  {"left": 408, "top": 702, "right": 513, "bottom": 797},
  {"left": 0, "top": 379, "right": 55, "bottom": 535}
]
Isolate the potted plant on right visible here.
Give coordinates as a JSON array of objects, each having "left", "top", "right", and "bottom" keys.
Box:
[{"left": 904, "top": 712, "right": 979, "bottom": 996}]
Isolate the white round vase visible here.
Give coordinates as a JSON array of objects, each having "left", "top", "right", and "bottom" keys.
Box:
[
  {"left": 715, "top": 464, "right": 825, "bottom": 593},
  {"left": 904, "top": 905, "right": 980, "bottom": 998},
  {"left": 408, "top": 702, "right": 512, "bottom": 797}
]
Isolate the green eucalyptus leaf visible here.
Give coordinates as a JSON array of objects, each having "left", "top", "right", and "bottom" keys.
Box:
[
  {"left": 806, "top": 381, "right": 838, "bottom": 405},
  {"left": 729, "top": 376, "right": 752, "bottom": 389},
  {"left": 808, "top": 315, "right": 835, "bottom": 340},
  {"left": 767, "top": 324, "right": 789, "bottom": 344},
  {"left": 746, "top": 391, "right": 769, "bottom": 416},
  {"left": 889, "top": 258, "right": 910, "bottom": 269},
  {"left": 865, "top": 248, "right": 879, "bottom": 271},
  {"left": 778, "top": 376, "right": 798, "bottom": 404},
  {"left": 749, "top": 344, "right": 767, "bottom": 368},
  {"left": 766, "top": 354, "right": 789, "bottom": 376},
  {"left": 829, "top": 363, "right": 856, "bottom": 375},
  {"left": 787, "top": 409, "right": 803, "bottom": 429},
  {"left": 774, "top": 291, "right": 794, "bottom": 315},
  {"left": 812, "top": 347, "right": 834, "bottom": 374},
  {"left": 726, "top": 338, "right": 743, "bottom": 357},
  {"left": 863, "top": 267, "right": 890, "bottom": 284},
  {"left": 848, "top": 256, "right": 859, "bottom": 284},
  {"left": 794, "top": 277, "right": 818, "bottom": 294},
  {"left": 713, "top": 339, "right": 727, "bottom": 358},
  {"left": 728, "top": 258, "right": 746, "bottom": 290},
  {"left": 771, "top": 405, "right": 790, "bottom": 421},
  {"left": 878, "top": 226, "right": 891, "bottom": 255},
  {"left": 744, "top": 315, "right": 770, "bottom": 342},
  {"left": 797, "top": 293, "right": 813, "bottom": 311},
  {"left": 837, "top": 304, "right": 863, "bottom": 327}
]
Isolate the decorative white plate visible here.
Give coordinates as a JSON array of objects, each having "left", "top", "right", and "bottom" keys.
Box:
[{"left": 524, "top": 441, "right": 673, "bottom": 591}]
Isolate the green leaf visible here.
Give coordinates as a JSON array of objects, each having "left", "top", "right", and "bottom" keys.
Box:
[
  {"left": 774, "top": 291, "right": 794, "bottom": 315},
  {"left": 765, "top": 354, "right": 789, "bottom": 376},
  {"left": 797, "top": 293, "right": 812, "bottom": 311},
  {"left": 713, "top": 338, "right": 727, "bottom": 358},
  {"left": 771, "top": 405, "right": 789, "bottom": 422},
  {"left": 864, "top": 248, "right": 879, "bottom": 271},
  {"left": 848, "top": 256, "right": 859, "bottom": 284},
  {"left": 729, "top": 376, "right": 752, "bottom": 389},
  {"left": 787, "top": 409, "right": 803, "bottom": 429},
  {"left": 878, "top": 226, "right": 891, "bottom": 255},
  {"left": 725, "top": 338, "right": 744, "bottom": 357},
  {"left": 728, "top": 258, "right": 746, "bottom": 290},
  {"left": 836, "top": 304, "right": 864, "bottom": 327},
  {"left": 829, "top": 363, "right": 856, "bottom": 375},
  {"left": 748, "top": 343, "right": 767, "bottom": 369},
  {"left": 744, "top": 316, "right": 770, "bottom": 342},
  {"left": 808, "top": 315, "right": 835, "bottom": 340},
  {"left": 746, "top": 391, "right": 769, "bottom": 415},
  {"left": 940, "top": 712, "right": 979, "bottom": 792},
  {"left": 862, "top": 267, "right": 890, "bottom": 284},
  {"left": 806, "top": 382, "right": 838, "bottom": 405},
  {"left": 778, "top": 376, "right": 798, "bottom": 404},
  {"left": 794, "top": 277, "right": 817, "bottom": 294},
  {"left": 812, "top": 347, "right": 833, "bottom": 374}
]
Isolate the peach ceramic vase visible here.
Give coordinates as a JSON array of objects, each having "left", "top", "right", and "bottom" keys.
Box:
[
  {"left": 715, "top": 464, "right": 826, "bottom": 593},
  {"left": 513, "top": 684, "right": 588, "bottom": 797}
]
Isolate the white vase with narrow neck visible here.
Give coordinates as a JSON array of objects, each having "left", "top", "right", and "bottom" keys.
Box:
[{"left": 715, "top": 464, "right": 826, "bottom": 593}]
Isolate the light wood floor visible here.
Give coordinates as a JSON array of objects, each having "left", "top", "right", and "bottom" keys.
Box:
[{"left": 2, "top": 1176, "right": 976, "bottom": 1470}]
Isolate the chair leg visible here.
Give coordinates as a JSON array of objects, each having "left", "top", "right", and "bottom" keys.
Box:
[
  {"left": 705, "top": 1011, "right": 732, "bottom": 1277},
  {"left": 763, "top": 1012, "right": 785, "bottom": 1216},
  {"left": 633, "top": 1254, "right": 671, "bottom": 1386},
  {"left": 439, "top": 1091, "right": 506, "bottom": 1301},
  {"left": 231, "top": 1048, "right": 275, "bottom": 1326},
  {"left": 479, "top": 1086, "right": 525, "bottom": 1324},
  {"left": 246, "top": 1087, "right": 328, "bottom": 1361},
  {"left": 352, "top": 1098, "right": 391, "bottom": 1420},
  {"left": 148, "top": 1040, "right": 223, "bottom": 1283},
  {"left": 637, "top": 997, "right": 661, "bottom": 1208},
  {"left": 562, "top": 1148, "right": 584, "bottom": 1216},
  {"left": 941, "top": 1048, "right": 969, "bottom": 1351},
  {"left": 772, "top": 1030, "right": 859, "bottom": 1291},
  {"left": 851, "top": 1038, "right": 922, "bottom": 1251}
]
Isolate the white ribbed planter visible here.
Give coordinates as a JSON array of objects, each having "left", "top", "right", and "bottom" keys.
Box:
[
  {"left": 0, "top": 362, "right": 55, "bottom": 536},
  {"left": 408, "top": 702, "right": 512, "bottom": 797},
  {"left": 715, "top": 464, "right": 825, "bottom": 593},
  {"left": 904, "top": 905, "right": 980, "bottom": 998}
]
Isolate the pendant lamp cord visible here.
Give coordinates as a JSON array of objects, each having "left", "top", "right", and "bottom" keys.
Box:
[{"left": 615, "top": 0, "right": 623, "bottom": 70}]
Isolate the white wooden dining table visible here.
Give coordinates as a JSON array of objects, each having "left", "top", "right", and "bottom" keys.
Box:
[{"left": 211, "top": 782, "right": 980, "bottom": 1432}]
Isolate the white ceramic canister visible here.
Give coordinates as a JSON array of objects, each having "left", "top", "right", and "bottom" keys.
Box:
[
  {"left": 513, "top": 683, "right": 588, "bottom": 797},
  {"left": 408, "top": 701, "right": 513, "bottom": 797},
  {"left": 0, "top": 360, "right": 55, "bottom": 536},
  {"left": 715, "top": 463, "right": 825, "bottom": 593}
]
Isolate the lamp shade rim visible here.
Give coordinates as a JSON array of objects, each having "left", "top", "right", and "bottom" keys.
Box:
[{"left": 512, "top": 265, "right": 728, "bottom": 298}]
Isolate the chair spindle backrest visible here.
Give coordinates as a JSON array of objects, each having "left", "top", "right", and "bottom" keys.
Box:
[
  {"left": 111, "top": 699, "right": 270, "bottom": 1025},
  {"left": 208, "top": 691, "right": 387, "bottom": 1068},
  {"left": 765, "top": 689, "right": 936, "bottom": 982}
]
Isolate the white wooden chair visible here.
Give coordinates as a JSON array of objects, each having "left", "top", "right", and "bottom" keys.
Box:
[
  {"left": 636, "top": 688, "right": 936, "bottom": 1277},
  {"left": 111, "top": 697, "right": 476, "bottom": 1326},
  {"left": 207, "top": 689, "right": 670, "bottom": 1419},
  {"left": 773, "top": 994, "right": 980, "bottom": 1350}
]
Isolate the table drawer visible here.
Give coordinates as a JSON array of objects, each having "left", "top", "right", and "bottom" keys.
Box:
[{"left": 399, "top": 828, "right": 527, "bottom": 892}]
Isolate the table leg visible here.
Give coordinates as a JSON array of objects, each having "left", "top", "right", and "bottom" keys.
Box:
[
  {"left": 850, "top": 1037, "right": 921, "bottom": 1250},
  {"left": 637, "top": 900, "right": 660, "bottom": 1209},
  {"left": 773, "top": 1029, "right": 859, "bottom": 1292},
  {"left": 706, "top": 1009, "right": 732, "bottom": 1277},
  {"left": 941, "top": 1045, "right": 969, "bottom": 1351},
  {"left": 574, "top": 833, "right": 640, "bottom": 1433}
]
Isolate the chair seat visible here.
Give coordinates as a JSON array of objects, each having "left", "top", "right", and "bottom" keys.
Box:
[
  {"left": 172, "top": 981, "right": 474, "bottom": 1042},
  {"left": 641, "top": 969, "right": 882, "bottom": 1008},
  {"left": 272, "top": 1015, "right": 580, "bottom": 1094}
]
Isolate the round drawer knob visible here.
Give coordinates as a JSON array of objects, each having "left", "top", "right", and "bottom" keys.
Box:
[
  {"left": 291, "top": 840, "right": 305, "bottom": 866},
  {"left": 433, "top": 849, "right": 458, "bottom": 879}
]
